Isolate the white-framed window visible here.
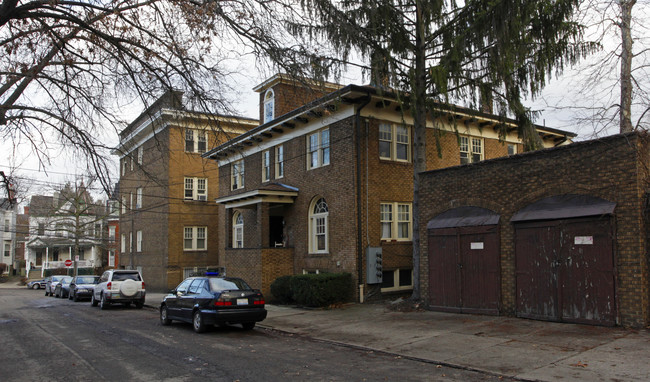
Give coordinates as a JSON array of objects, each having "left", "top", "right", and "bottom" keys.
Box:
[
  {"left": 262, "top": 150, "right": 271, "bottom": 182},
  {"left": 233, "top": 212, "right": 244, "bottom": 248},
  {"left": 129, "top": 192, "right": 133, "bottom": 210},
  {"left": 136, "top": 188, "right": 142, "bottom": 209},
  {"left": 122, "top": 159, "right": 127, "bottom": 176},
  {"left": 3, "top": 241, "right": 10, "bottom": 257},
  {"left": 184, "top": 177, "right": 207, "bottom": 201},
  {"left": 109, "top": 226, "right": 116, "bottom": 242},
  {"left": 130, "top": 154, "right": 134, "bottom": 171},
  {"left": 307, "top": 128, "right": 330, "bottom": 170},
  {"left": 380, "top": 202, "right": 412, "bottom": 240},
  {"left": 121, "top": 196, "right": 127, "bottom": 214},
  {"left": 136, "top": 230, "right": 142, "bottom": 252},
  {"left": 108, "top": 250, "right": 115, "bottom": 267},
  {"left": 379, "top": 123, "right": 410, "bottom": 162},
  {"left": 231, "top": 159, "right": 245, "bottom": 190},
  {"left": 185, "top": 129, "right": 207, "bottom": 153},
  {"left": 3, "top": 219, "right": 8, "bottom": 232},
  {"left": 381, "top": 268, "right": 413, "bottom": 292},
  {"left": 507, "top": 143, "right": 517, "bottom": 156},
  {"left": 137, "top": 146, "right": 143, "bottom": 165},
  {"left": 460, "top": 136, "right": 483, "bottom": 164},
  {"left": 184, "top": 226, "right": 207, "bottom": 251},
  {"left": 264, "top": 89, "right": 275, "bottom": 123},
  {"left": 309, "top": 197, "right": 329, "bottom": 253},
  {"left": 121, "top": 234, "right": 126, "bottom": 253},
  {"left": 129, "top": 232, "right": 133, "bottom": 252},
  {"left": 275, "top": 145, "right": 284, "bottom": 179}
]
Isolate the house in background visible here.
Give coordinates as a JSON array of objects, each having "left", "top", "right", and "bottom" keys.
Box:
[
  {"left": 106, "top": 183, "right": 120, "bottom": 268},
  {"left": 0, "top": 198, "right": 17, "bottom": 274},
  {"left": 204, "top": 74, "right": 576, "bottom": 299},
  {"left": 25, "top": 184, "right": 106, "bottom": 277},
  {"left": 113, "top": 90, "right": 257, "bottom": 291}
]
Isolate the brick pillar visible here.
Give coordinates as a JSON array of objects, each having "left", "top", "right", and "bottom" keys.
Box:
[{"left": 258, "top": 202, "right": 270, "bottom": 248}]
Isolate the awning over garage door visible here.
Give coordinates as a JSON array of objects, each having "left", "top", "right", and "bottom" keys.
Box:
[
  {"left": 510, "top": 194, "right": 616, "bottom": 223},
  {"left": 427, "top": 206, "right": 500, "bottom": 229}
]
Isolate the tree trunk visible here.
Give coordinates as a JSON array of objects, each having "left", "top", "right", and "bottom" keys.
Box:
[
  {"left": 619, "top": 0, "right": 635, "bottom": 133},
  {"left": 410, "top": 0, "right": 427, "bottom": 302}
]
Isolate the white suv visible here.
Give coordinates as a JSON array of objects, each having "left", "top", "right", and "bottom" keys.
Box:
[{"left": 91, "top": 269, "right": 146, "bottom": 309}]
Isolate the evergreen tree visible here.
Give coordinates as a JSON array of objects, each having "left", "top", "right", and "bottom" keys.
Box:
[{"left": 293, "top": 0, "right": 595, "bottom": 300}]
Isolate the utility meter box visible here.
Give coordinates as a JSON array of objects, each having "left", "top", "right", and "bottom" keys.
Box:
[{"left": 367, "top": 247, "right": 383, "bottom": 284}]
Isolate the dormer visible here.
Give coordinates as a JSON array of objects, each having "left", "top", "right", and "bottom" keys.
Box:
[{"left": 253, "top": 74, "right": 343, "bottom": 124}]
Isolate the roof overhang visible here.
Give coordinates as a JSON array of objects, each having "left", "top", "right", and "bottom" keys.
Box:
[
  {"left": 216, "top": 187, "right": 299, "bottom": 209},
  {"left": 511, "top": 194, "right": 616, "bottom": 222}
]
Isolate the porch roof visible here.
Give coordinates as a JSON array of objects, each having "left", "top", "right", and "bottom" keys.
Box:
[{"left": 215, "top": 183, "right": 299, "bottom": 209}]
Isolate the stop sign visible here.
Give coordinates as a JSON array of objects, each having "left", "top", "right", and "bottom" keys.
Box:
[{"left": 65, "top": 259, "right": 73, "bottom": 267}]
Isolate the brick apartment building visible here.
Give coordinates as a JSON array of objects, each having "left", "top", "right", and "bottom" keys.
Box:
[
  {"left": 419, "top": 132, "right": 650, "bottom": 328},
  {"left": 114, "top": 90, "right": 257, "bottom": 291},
  {"left": 204, "top": 74, "right": 575, "bottom": 298}
]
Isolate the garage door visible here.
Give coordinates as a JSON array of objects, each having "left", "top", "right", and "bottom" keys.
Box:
[
  {"left": 512, "top": 195, "right": 616, "bottom": 326},
  {"left": 427, "top": 207, "right": 500, "bottom": 315}
]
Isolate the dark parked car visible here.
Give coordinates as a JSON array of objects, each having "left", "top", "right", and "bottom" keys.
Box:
[
  {"left": 45, "top": 275, "right": 66, "bottom": 296},
  {"left": 27, "top": 278, "right": 47, "bottom": 289},
  {"left": 160, "top": 275, "right": 267, "bottom": 333},
  {"left": 69, "top": 276, "right": 100, "bottom": 302},
  {"left": 54, "top": 276, "right": 73, "bottom": 298}
]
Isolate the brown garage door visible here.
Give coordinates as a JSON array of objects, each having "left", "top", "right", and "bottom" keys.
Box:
[
  {"left": 512, "top": 195, "right": 617, "bottom": 326},
  {"left": 427, "top": 207, "right": 500, "bottom": 315}
]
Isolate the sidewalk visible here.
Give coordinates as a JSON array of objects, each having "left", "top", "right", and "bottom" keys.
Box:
[{"left": 146, "top": 291, "right": 648, "bottom": 382}]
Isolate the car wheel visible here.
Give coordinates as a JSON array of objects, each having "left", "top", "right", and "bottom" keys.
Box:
[
  {"left": 134, "top": 300, "right": 144, "bottom": 309},
  {"left": 45, "top": 289, "right": 49, "bottom": 296},
  {"left": 55, "top": 290, "right": 60, "bottom": 298},
  {"left": 192, "top": 310, "right": 207, "bottom": 333},
  {"left": 242, "top": 322, "right": 256, "bottom": 330},
  {"left": 100, "top": 293, "right": 109, "bottom": 310},
  {"left": 160, "top": 306, "right": 171, "bottom": 326},
  {"left": 91, "top": 293, "right": 98, "bottom": 307},
  {"left": 32, "top": 284, "right": 38, "bottom": 290}
]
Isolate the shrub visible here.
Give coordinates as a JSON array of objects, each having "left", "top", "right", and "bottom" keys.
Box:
[
  {"left": 0, "top": 263, "right": 7, "bottom": 275},
  {"left": 290, "top": 273, "right": 353, "bottom": 307},
  {"left": 270, "top": 275, "right": 293, "bottom": 304}
]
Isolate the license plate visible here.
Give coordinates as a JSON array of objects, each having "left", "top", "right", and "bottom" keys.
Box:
[
  {"left": 112, "top": 294, "right": 120, "bottom": 299},
  {"left": 237, "top": 298, "right": 248, "bottom": 306}
]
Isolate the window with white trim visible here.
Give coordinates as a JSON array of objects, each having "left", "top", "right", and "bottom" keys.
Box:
[
  {"left": 136, "top": 188, "right": 142, "bottom": 209},
  {"left": 129, "top": 232, "right": 133, "bottom": 252},
  {"left": 109, "top": 226, "right": 116, "bottom": 242},
  {"left": 185, "top": 129, "right": 207, "bottom": 153},
  {"left": 460, "top": 136, "right": 483, "bottom": 164},
  {"left": 380, "top": 202, "right": 412, "bottom": 240},
  {"left": 307, "top": 128, "right": 330, "bottom": 169},
  {"left": 184, "top": 226, "right": 207, "bottom": 251},
  {"left": 264, "top": 89, "right": 274, "bottom": 123},
  {"left": 379, "top": 123, "right": 410, "bottom": 162},
  {"left": 275, "top": 145, "right": 284, "bottom": 179},
  {"left": 262, "top": 150, "right": 271, "bottom": 182},
  {"left": 309, "top": 197, "right": 328, "bottom": 253},
  {"left": 231, "top": 159, "right": 245, "bottom": 190},
  {"left": 121, "top": 234, "right": 125, "bottom": 253},
  {"left": 184, "top": 177, "right": 207, "bottom": 201},
  {"left": 129, "top": 192, "right": 133, "bottom": 210},
  {"left": 137, "top": 146, "right": 143, "bottom": 165},
  {"left": 108, "top": 250, "right": 115, "bottom": 267},
  {"left": 3, "top": 241, "right": 10, "bottom": 257},
  {"left": 381, "top": 268, "right": 413, "bottom": 292},
  {"left": 121, "top": 196, "right": 127, "bottom": 214},
  {"left": 136, "top": 230, "right": 142, "bottom": 252},
  {"left": 122, "top": 159, "right": 127, "bottom": 176},
  {"left": 233, "top": 212, "right": 244, "bottom": 248}
]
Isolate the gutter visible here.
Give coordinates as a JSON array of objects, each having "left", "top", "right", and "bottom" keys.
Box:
[{"left": 355, "top": 93, "right": 371, "bottom": 302}]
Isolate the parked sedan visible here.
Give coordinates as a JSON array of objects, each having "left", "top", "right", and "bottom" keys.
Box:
[
  {"left": 27, "top": 278, "right": 47, "bottom": 289},
  {"left": 54, "top": 276, "right": 73, "bottom": 298},
  {"left": 160, "top": 275, "right": 267, "bottom": 333},
  {"left": 69, "top": 276, "right": 100, "bottom": 302},
  {"left": 45, "top": 275, "right": 66, "bottom": 296}
]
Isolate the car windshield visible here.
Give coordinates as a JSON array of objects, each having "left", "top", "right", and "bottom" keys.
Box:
[
  {"left": 76, "top": 276, "right": 99, "bottom": 284},
  {"left": 208, "top": 278, "right": 252, "bottom": 292},
  {"left": 61, "top": 277, "right": 73, "bottom": 284},
  {"left": 52, "top": 276, "right": 65, "bottom": 282},
  {"left": 112, "top": 272, "right": 141, "bottom": 281}
]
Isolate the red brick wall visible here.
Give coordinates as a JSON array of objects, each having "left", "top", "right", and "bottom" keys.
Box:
[{"left": 418, "top": 132, "right": 650, "bottom": 327}]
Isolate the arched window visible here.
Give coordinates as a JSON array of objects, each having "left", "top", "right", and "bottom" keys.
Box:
[
  {"left": 263, "top": 89, "right": 275, "bottom": 123},
  {"left": 309, "top": 197, "right": 328, "bottom": 253},
  {"left": 233, "top": 212, "right": 244, "bottom": 248}
]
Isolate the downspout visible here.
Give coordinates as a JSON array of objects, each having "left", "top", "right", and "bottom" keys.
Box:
[{"left": 355, "top": 94, "right": 372, "bottom": 303}]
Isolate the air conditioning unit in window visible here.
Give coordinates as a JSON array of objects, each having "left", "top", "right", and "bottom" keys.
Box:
[{"left": 198, "top": 195, "right": 207, "bottom": 201}]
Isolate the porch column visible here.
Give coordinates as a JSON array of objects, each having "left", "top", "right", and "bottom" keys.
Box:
[{"left": 257, "top": 202, "right": 270, "bottom": 248}]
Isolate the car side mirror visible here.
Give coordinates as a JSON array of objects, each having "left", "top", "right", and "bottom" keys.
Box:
[{"left": 169, "top": 289, "right": 176, "bottom": 294}]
